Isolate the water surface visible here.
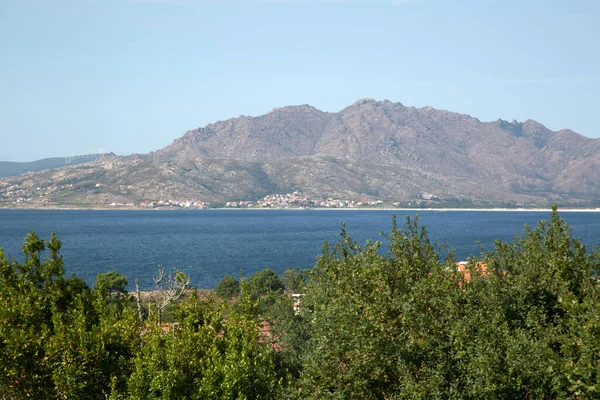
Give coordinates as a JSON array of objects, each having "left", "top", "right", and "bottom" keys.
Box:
[{"left": 0, "top": 209, "right": 598, "bottom": 289}]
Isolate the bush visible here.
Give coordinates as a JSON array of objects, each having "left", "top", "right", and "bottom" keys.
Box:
[
  {"left": 248, "top": 268, "right": 283, "bottom": 296},
  {"left": 288, "top": 209, "right": 600, "bottom": 399},
  {"left": 214, "top": 275, "right": 240, "bottom": 299},
  {"left": 95, "top": 270, "right": 128, "bottom": 293},
  {"left": 0, "top": 231, "right": 140, "bottom": 399},
  {"left": 282, "top": 268, "right": 307, "bottom": 292}
]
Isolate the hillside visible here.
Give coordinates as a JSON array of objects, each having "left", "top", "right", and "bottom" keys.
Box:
[
  {"left": 1, "top": 99, "right": 599, "bottom": 208},
  {"left": 0, "top": 154, "right": 102, "bottom": 178}
]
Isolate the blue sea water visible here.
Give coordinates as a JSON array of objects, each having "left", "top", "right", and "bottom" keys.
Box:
[{"left": 0, "top": 209, "right": 598, "bottom": 290}]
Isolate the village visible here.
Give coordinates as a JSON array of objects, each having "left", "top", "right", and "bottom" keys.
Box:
[
  {"left": 224, "top": 191, "right": 384, "bottom": 209},
  {"left": 0, "top": 182, "right": 437, "bottom": 210}
]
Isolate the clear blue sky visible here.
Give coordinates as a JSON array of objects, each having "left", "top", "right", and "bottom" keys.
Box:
[{"left": 1, "top": 0, "right": 598, "bottom": 161}]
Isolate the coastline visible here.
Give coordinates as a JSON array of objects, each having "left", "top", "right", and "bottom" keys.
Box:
[{"left": 1, "top": 205, "right": 600, "bottom": 212}]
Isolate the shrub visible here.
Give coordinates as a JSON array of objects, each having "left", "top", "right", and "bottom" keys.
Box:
[
  {"left": 248, "top": 268, "right": 283, "bottom": 296},
  {"left": 282, "top": 268, "right": 307, "bottom": 292},
  {"left": 214, "top": 275, "right": 241, "bottom": 299},
  {"left": 95, "top": 270, "right": 128, "bottom": 293}
]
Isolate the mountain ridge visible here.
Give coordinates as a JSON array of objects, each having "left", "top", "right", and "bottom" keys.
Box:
[
  {"left": 1, "top": 99, "right": 599, "bottom": 208},
  {"left": 0, "top": 154, "right": 103, "bottom": 178}
]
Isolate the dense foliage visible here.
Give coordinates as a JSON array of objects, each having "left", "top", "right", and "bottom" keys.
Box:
[
  {"left": 95, "top": 270, "right": 128, "bottom": 293},
  {"left": 281, "top": 209, "right": 600, "bottom": 399},
  {"left": 247, "top": 268, "right": 284, "bottom": 296},
  {"left": 0, "top": 232, "right": 139, "bottom": 399},
  {"left": 281, "top": 268, "right": 307, "bottom": 293},
  {"left": 214, "top": 275, "right": 241, "bottom": 299},
  {"left": 1, "top": 208, "right": 599, "bottom": 399}
]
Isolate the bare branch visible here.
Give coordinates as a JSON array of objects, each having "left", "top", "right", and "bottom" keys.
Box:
[
  {"left": 152, "top": 266, "right": 190, "bottom": 323},
  {"left": 135, "top": 278, "right": 144, "bottom": 321},
  {"left": 153, "top": 265, "right": 165, "bottom": 287}
]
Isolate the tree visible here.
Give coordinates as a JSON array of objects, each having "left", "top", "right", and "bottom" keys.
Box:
[
  {"left": 452, "top": 206, "right": 600, "bottom": 398},
  {"left": 45, "top": 292, "right": 139, "bottom": 399},
  {"left": 285, "top": 210, "right": 600, "bottom": 399},
  {"left": 126, "top": 287, "right": 284, "bottom": 399},
  {"left": 214, "top": 275, "right": 241, "bottom": 299},
  {"left": 292, "top": 218, "right": 463, "bottom": 398},
  {"left": 152, "top": 265, "right": 190, "bottom": 323},
  {"left": 0, "top": 231, "right": 140, "bottom": 399},
  {"left": 95, "top": 270, "right": 128, "bottom": 294},
  {"left": 282, "top": 268, "right": 307, "bottom": 292},
  {"left": 248, "top": 268, "right": 283, "bottom": 296},
  {"left": 0, "top": 231, "right": 70, "bottom": 398}
]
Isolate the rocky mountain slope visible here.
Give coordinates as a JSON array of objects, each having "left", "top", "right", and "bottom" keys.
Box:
[{"left": 1, "top": 99, "right": 599, "bottom": 208}]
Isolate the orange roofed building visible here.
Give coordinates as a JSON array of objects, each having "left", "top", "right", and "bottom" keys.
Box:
[{"left": 455, "top": 261, "right": 489, "bottom": 283}]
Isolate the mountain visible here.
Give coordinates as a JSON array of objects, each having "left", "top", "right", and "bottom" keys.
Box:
[
  {"left": 1, "top": 99, "right": 599, "bottom": 208},
  {"left": 0, "top": 154, "right": 102, "bottom": 178}
]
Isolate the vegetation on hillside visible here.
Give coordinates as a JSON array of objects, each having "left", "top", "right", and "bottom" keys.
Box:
[{"left": 1, "top": 208, "right": 599, "bottom": 399}]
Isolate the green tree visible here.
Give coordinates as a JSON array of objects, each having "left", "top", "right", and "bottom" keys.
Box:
[
  {"left": 282, "top": 268, "right": 307, "bottom": 292},
  {"left": 451, "top": 206, "right": 600, "bottom": 398},
  {"left": 126, "top": 287, "right": 283, "bottom": 399},
  {"left": 95, "top": 269, "right": 128, "bottom": 293},
  {"left": 293, "top": 218, "right": 463, "bottom": 399},
  {"left": 286, "top": 209, "right": 600, "bottom": 399},
  {"left": 46, "top": 292, "right": 140, "bottom": 399},
  {"left": 0, "top": 231, "right": 72, "bottom": 398},
  {"left": 0, "top": 231, "right": 140, "bottom": 399},
  {"left": 248, "top": 268, "right": 283, "bottom": 296},
  {"left": 214, "top": 275, "right": 240, "bottom": 299}
]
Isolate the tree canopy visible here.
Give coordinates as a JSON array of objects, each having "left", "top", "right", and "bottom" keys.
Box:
[
  {"left": 248, "top": 268, "right": 284, "bottom": 296},
  {"left": 95, "top": 269, "right": 128, "bottom": 293},
  {"left": 279, "top": 209, "right": 600, "bottom": 398},
  {"left": 214, "top": 275, "right": 241, "bottom": 299}
]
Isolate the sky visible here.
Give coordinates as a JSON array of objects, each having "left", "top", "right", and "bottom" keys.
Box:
[{"left": 1, "top": 0, "right": 599, "bottom": 161}]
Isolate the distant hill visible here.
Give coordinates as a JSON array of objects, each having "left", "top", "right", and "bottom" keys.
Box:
[
  {"left": 0, "top": 154, "right": 102, "bottom": 178},
  {"left": 1, "top": 99, "right": 599, "bottom": 208}
]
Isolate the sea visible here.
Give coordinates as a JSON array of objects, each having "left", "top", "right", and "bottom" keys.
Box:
[{"left": 0, "top": 209, "right": 598, "bottom": 290}]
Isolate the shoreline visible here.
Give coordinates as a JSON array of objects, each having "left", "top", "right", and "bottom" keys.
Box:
[{"left": 1, "top": 206, "right": 600, "bottom": 212}]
